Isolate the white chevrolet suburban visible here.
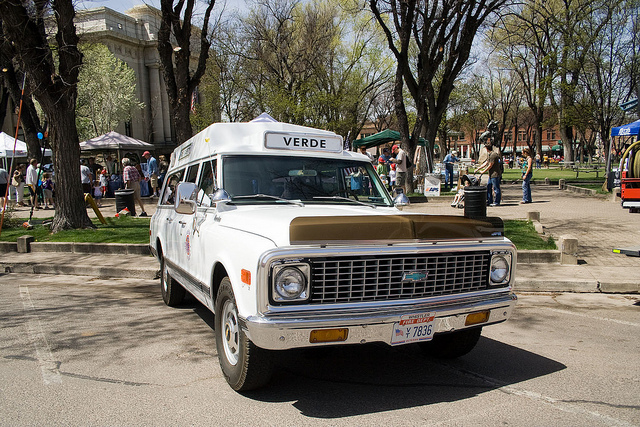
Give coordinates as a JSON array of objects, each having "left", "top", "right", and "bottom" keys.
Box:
[{"left": 149, "top": 117, "right": 517, "bottom": 391}]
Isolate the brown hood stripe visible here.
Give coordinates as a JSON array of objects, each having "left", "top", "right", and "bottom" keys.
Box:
[{"left": 289, "top": 215, "right": 504, "bottom": 244}]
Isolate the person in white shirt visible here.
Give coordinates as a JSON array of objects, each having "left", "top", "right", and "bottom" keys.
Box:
[
  {"left": 25, "top": 158, "right": 40, "bottom": 209},
  {"left": 390, "top": 144, "right": 408, "bottom": 189}
]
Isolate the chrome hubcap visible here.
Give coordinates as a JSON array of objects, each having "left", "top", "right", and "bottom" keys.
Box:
[{"left": 221, "top": 299, "right": 239, "bottom": 365}]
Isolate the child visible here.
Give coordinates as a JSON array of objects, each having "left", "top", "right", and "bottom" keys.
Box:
[
  {"left": 389, "top": 163, "right": 397, "bottom": 187},
  {"left": 93, "top": 180, "right": 103, "bottom": 207},
  {"left": 451, "top": 174, "right": 476, "bottom": 208},
  {"left": 99, "top": 168, "right": 109, "bottom": 199},
  {"left": 42, "top": 173, "right": 54, "bottom": 209}
]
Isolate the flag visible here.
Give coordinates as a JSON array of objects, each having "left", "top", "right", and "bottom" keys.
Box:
[{"left": 190, "top": 87, "right": 198, "bottom": 113}]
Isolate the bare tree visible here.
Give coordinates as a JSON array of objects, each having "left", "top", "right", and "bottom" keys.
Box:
[
  {"left": 0, "top": 19, "right": 43, "bottom": 158},
  {"left": 157, "top": 0, "right": 216, "bottom": 144},
  {"left": 369, "top": 0, "right": 511, "bottom": 192},
  {"left": 1, "top": 0, "right": 92, "bottom": 231}
]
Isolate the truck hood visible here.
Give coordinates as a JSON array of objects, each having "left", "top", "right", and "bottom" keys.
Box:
[{"left": 216, "top": 204, "right": 504, "bottom": 247}]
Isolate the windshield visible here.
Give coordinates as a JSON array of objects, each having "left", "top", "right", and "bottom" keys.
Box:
[{"left": 222, "top": 155, "right": 393, "bottom": 206}]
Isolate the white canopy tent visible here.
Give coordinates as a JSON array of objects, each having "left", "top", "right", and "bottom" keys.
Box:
[
  {"left": 79, "top": 131, "right": 154, "bottom": 151},
  {"left": 0, "top": 132, "right": 28, "bottom": 158},
  {"left": 1, "top": 132, "right": 52, "bottom": 169}
]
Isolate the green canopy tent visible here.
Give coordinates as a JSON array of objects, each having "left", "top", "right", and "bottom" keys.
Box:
[{"left": 352, "top": 129, "right": 429, "bottom": 149}]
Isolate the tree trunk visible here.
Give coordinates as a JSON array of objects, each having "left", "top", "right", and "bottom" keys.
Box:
[{"left": 48, "top": 104, "right": 93, "bottom": 232}]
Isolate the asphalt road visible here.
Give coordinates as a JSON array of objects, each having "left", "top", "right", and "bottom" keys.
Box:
[{"left": 1, "top": 273, "right": 639, "bottom": 426}]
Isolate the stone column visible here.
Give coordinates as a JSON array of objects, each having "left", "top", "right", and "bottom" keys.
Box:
[
  {"left": 159, "top": 76, "right": 172, "bottom": 143},
  {"left": 147, "top": 63, "right": 165, "bottom": 143}
]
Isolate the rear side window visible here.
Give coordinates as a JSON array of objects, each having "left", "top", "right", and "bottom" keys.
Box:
[
  {"left": 197, "top": 159, "right": 217, "bottom": 207},
  {"left": 161, "top": 169, "right": 184, "bottom": 205},
  {"left": 185, "top": 164, "right": 199, "bottom": 183}
]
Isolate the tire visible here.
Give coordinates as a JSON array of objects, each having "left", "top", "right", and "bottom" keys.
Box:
[
  {"left": 160, "top": 255, "right": 185, "bottom": 307},
  {"left": 419, "top": 327, "right": 482, "bottom": 359},
  {"left": 215, "top": 277, "right": 273, "bottom": 391}
]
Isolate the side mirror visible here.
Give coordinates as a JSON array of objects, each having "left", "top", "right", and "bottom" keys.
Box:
[
  {"left": 175, "top": 182, "right": 198, "bottom": 215},
  {"left": 211, "top": 188, "right": 231, "bottom": 203},
  {"left": 393, "top": 187, "right": 410, "bottom": 210}
]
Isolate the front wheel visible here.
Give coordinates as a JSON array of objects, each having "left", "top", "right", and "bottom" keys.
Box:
[
  {"left": 419, "top": 327, "right": 482, "bottom": 359},
  {"left": 215, "top": 277, "right": 273, "bottom": 391},
  {"left": 160, "top": 255, "right": 185, "bottom": 306}
]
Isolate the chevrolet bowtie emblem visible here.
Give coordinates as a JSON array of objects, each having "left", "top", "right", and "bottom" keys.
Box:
[{"left": 402, "top": 271, "right": 428, "bottom": 282}]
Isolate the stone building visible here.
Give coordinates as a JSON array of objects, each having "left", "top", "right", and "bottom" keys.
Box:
[
  {"left": 75, "top": 5, "right": 176, "bottom": 149},
  {"left": 1, "top": 5, "right": 191, "bottom": 152}
]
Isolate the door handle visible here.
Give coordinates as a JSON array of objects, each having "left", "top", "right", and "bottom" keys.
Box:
[{"left": 178, "top": 220, "right": 187, "bottom": 226}]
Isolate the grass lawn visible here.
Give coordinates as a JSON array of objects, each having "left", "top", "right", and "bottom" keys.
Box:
[
  {"left": 2, "top": 214, "right": 553, "bottom": 250},
  {"left": 569, "top": 183, "right": 609, "bottom": 194},
  {"left": 0, "top": 216, "right": 151, "bottom": 244},
  {"left": 504, "top": 220, "right": 556, "bottom": 250},
  {"left": 487, "top": 167, "right": 607, "bottom": 183}
]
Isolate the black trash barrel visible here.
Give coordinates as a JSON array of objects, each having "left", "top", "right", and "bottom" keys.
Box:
[
  {"left": 464, "top": 185, "right": 487, "bottom": 219},
  {"left": 115, "top": 189, "right": 136, "bottom": 217}
]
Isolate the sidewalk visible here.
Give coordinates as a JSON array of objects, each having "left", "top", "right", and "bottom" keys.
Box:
[{"left": 1, "top": 185, "right": 639, "bottom": 293}]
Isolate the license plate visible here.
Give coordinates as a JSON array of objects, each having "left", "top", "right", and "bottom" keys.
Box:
[{"left": 391, "top": 312, "right": 436, "bottom": 345}]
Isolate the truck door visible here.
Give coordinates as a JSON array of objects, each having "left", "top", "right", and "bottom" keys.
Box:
[{"left": 184, "top": 158, "right": 217, "bottom": 307}]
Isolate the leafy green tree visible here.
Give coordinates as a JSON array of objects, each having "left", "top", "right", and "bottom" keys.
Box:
[
  {"left": 76, "top": 43, "right": 143, "bottom": 141},
  {"left": 233, "top": 0, "right": 391, "bottom": 139}
]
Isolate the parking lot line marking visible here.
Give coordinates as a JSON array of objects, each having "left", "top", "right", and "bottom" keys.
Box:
[
  {"left": 19, "top": 286, "right": 62, "bottom": 385},
  {"left": 541, "top": 307, "right": 640, "bottom": 328}
]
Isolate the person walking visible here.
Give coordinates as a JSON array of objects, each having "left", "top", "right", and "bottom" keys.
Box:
[
  {"left": 443, "top": 150, "right": 459, "bottom": 191},
  {"left": 9, "top": 164, "right": 25, "bottom": 207},
  {"left": 122, "top": 157, "right": 147, "bottom": 217},
  {"left": 143, "top": 150, "right": 159, "bottom": 198},
  {"left": 476, "top": 140, "right": 502, "bottom": 206},
  {"left": 25, "top": 158, "right": 40, "bottom": 209},
  {"left": 521, "top": 147, "right": 533, "bottom": 204}
]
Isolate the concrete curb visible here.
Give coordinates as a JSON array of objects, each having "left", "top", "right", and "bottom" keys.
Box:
[
  {"left": 29, "top": 242, "right": 150, "bottom": 255},
  {"left": 0, "top": 261, "right": 158, "bottom": 279}
]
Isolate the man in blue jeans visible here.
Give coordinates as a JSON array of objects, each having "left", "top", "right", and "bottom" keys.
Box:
[
  {"left": 442, "top": 150, "right": 458, "bottom": 191},
  {"left": 477, "top": 141, "right": 502, "bottom": 206}
]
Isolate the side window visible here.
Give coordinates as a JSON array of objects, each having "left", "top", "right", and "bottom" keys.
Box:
[
  {"left": 185, "top": 164, "right": 199, "bottom": 183},
  {"left": 197, "top": 159, "right": 217, "bottom": 207},
  {"left": 161, "top": 169, "right": 184, "bottom": 205}
]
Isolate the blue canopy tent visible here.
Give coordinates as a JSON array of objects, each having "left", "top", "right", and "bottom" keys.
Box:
[{"left": 611, "top": 119, "right": 640, "bottom": 138}]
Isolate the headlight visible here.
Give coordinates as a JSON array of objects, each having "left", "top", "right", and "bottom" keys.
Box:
[
  {"left": 272, "top": 264, "right": 309, "bottom": 302},
  {"left": 490, "top": 254, "right": 510, "bottom": 284}
]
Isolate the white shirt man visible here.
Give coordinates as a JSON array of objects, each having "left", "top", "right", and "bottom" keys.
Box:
[
  {"left": 390, "top": 144, "right": 408, "bottom": 187},
  {"left": 25, "top": 159, "right": 40, "bottom": 208}
]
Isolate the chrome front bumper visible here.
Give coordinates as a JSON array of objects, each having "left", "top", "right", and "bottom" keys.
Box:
[{"left": 242, "top": 292, "right": 517, "bottom": 350}]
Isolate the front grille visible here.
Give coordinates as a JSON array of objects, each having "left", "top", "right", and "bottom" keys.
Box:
[{"left": 309, "top": 251, "right": 491, "bottom": 304}]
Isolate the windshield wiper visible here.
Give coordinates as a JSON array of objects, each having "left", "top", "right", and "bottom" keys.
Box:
[
  {"left": 232, "top": 194, "right": 304, "bottom": 206},
  {"left": 312, "top": 196, "right": 378, "bottom": 208}
]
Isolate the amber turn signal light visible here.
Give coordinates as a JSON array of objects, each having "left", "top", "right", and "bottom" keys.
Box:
[
  {"left": 465, "top": 311, "right": 490, "bottom": 326},
  {"left": 241, "top": 269, "right": 251, "bottom": 285},
  {"left": 309, "top": 328, "right": 348, "bottom": 343}
]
